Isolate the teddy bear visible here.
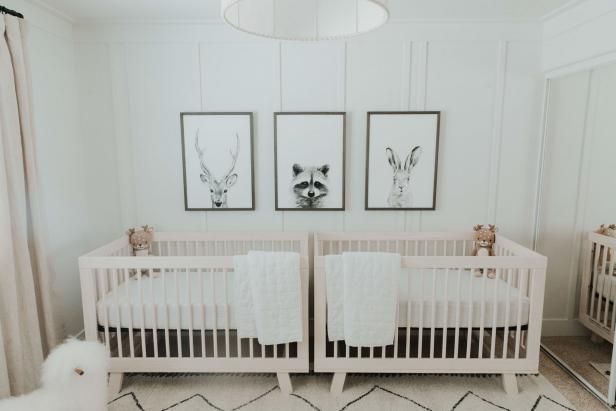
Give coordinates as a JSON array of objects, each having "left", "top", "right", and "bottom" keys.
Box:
[
  {"left": 127, "top": 225, "right": 154, "bottom": 256},
  {"left": 472, "top": 224, "right": 497, "bottom": 279}
]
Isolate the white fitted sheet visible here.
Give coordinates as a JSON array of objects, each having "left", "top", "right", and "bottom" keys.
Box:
[
  {"left": 96, "top": 269, "right": 530, "bottom": 331},
  {"left": 395, "top": 269, "right": 530, "bottom": 329},
  {"left": 96, "top": 271, "right": 238, "bottom": 330}
]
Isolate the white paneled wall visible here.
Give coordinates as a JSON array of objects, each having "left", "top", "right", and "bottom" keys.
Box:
[
  {"left": 66, "top": 22, "right": 544, "bottom": 333},
  {"left": 73, "top": 23, "right": 543, "bottom": 241},
  {"left": 538, "top": 62, "right": 616, "bottom": 336}
]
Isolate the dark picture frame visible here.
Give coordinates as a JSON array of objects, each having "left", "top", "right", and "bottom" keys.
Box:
[
  {"left": 274, "top": 112, "right": 346, "bottom": 211},
  {"left": 365, "top": 111, "right": 440, "bottom": 211},
  {"left": 181, "top": 112, "right": 255, "bottom": 211}
]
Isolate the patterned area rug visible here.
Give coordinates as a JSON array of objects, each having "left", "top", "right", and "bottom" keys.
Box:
[
  {"left": 109, "top": 374, "right": 573, "bottom": 411},
  {"left": 108, "top": 373, "right": 574, "bottom": 411}
]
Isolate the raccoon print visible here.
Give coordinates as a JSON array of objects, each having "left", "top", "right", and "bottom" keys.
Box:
[{"left": 291, "top": 164, "right": 329, "bottom": 208}]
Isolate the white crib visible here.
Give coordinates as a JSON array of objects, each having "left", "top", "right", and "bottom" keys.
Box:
[
  {"left": 79, "top": 232, "right": 310, "bottom": 395},
  {"left": 579, "top": 231, "right": 616, "bottom": 343},
  {"left": 314, "top": 232, "right": 547, "bottom": 395}
]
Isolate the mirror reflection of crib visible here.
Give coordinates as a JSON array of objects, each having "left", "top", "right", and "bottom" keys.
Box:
[{"left": 576, "top": 230, "right": 616, "bottom": 405}]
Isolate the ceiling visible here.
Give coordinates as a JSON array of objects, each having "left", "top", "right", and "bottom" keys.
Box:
[{"left": 37, "top": 0, "right": 572, "bottom": 22}]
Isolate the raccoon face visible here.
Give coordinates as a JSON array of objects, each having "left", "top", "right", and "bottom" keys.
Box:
[{"left": 291, "top": 164, "right": 329, "bottom": 207}]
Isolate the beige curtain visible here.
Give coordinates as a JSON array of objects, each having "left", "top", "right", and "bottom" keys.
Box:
[{"left": 0, "top": 14, "right": 59, "bottom": 398}]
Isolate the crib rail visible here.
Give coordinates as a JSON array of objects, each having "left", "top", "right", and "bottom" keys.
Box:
[
  {"left": 314, "top": 232, "right": 547, "bottom": 374},
  {"left": 579, "top": 232, "right": 616, "bottom": 343},
  {"left": 79, "top": 232, "right": 310, "bottom": 374}
]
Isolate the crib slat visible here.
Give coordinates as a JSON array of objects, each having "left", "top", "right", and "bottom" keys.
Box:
[
  {"left": 603, "top": 254, "right": 615, "bottom": 328},
  {"left": 442, "top": 268, "right": 449, "bottom": 358},
  {"left": 149, "top": 268, "right": 158, "bottom": 358},
  {"left": 199, "top": 268, "right": 206, "bottom": 358},
  {"left": 124, "top": 268, "right": 135, "bottom": 358},
  {"left": 163, "top": 269, "right": 170, "bottom": 359},
  {"left": 590, "top": 243, "right": 601, "bottom": 319},
  {"left": 490, "top": 268, "right": 499, "bottom": 359},
  {"left": 405, "top": 267, "right": 411, "bottom": 358},
  {"left": 112, "top": 268, "right": 122, "bottom": 358},
  {"left": 212, "top": 270, "right": 218, "bottom": 358},
  {"left": 430, "top": 268, "right": 436, "bottom": 359},
  {"left": 174, "top": 269, "right": 182, "bottom": 358},
  {"left": 224, "top": 269, "right": 230, "bottom": 358},
  {"left": 98, "top": 269, "right": 111, "bottom": 356},
  {"left": 466, "top": 267, "right": 474, "bottom": 359},
  {"left": 454, "top": 268, "right": 461, "bottom": 359},
  {"left": 478, "top": 268, "right": 487, "bottom": 359},
  {"left": 418, "top": 268, "right": 424, "bottom": 358},
  {"left": 187, "top": 268, "right": 194, "bottom": 358},
  {"left": 137, "top": 269, "right": 147, "bottom": 357},
  {"left": 596, "top": 247, "right": 608, "bottom": 323},
  {"left": 514, "top": 269, "right": 526, "bottom": 359},
  {"left": 503, "top": 268, "right": 512, "bottom": 358}
]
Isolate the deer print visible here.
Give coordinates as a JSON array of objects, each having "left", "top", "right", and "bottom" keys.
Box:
[
  {"left": 194, "top": 130, "right": 239, "bottom": 208},
  {"left": 386, "top": 145, "right": 422, "bottom": 208}
]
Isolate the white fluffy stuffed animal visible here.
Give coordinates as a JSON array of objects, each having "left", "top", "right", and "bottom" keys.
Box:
[{"left": 0, "top": 339, "right": 108, "bottom": 411}]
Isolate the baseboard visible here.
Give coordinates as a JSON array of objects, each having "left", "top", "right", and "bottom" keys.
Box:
[{"left": 541, "top": 318, "right": 589, "bottom": 336}]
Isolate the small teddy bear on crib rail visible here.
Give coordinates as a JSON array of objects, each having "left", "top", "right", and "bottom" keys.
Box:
[
  {"left": 127, "top": 225, "right": 155, "bottom": 277},
  {"left": 127, "top": 225, "right": 154, "bottom": 256},
  {"left": 472, "top": 224, "right": 497, "bottom": 279}
]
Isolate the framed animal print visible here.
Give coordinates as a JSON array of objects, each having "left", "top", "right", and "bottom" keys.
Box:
[
  {"left": 274, "top": 112, "right": 346, "bottom": 211},
  {"left": 181, "top": 112, "right": 255, "bottom": 210},
  {"left": 365, "top": 111, "right": 440, "bottom": 210}
]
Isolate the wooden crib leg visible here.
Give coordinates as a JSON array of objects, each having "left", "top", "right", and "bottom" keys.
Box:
[
  {"left": 590, "top": 332, "right": 604, "bottom": 344},
  {"left": 277, "top": 372, "right": 293, "bottom": 395},
  {"left": 108, "top": 372, "right": 124, "bottom": 398},
  {"left": 501, "top": 374, "right": 518, "bottom": 395},
  {"left": 331, "top": 372, "right": 346, "bottom": 395}
]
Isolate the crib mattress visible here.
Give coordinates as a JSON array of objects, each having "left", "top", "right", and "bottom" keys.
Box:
[
  {"left": 393, "top": 269, "right": 530, "bottom": 329},
  {"left": 97, "top": 269, "right": 530, "bottom": 331},
  {"left": 97, "top": 271, "right": 239, "bottom": 331}
]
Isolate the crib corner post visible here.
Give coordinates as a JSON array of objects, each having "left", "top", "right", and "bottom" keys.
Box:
[
  {"left": 79, "top": 263, "right": 98, "bottom": 342},
  {"left": 277, "top": 373, "right": 293, "bottom": 395},
  {"left": 108, "top": 372, "right": 124, "bottom": 398},
  {"left": 501, "top": 374, "right": 518, "bottom": 395},
  {"left": 330, "top": 372, "right": 346, "bottom": 396}
]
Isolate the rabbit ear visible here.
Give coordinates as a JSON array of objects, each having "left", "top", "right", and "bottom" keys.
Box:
[
  {"left": 386, "top": 148, "right": 400, "bottom": 170},
  {"left": 404, "top": 146, "right": 422, "bottom": 170}
]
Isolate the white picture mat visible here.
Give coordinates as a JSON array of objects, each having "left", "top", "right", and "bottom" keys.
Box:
[
  {"left": 367, "top": 113, "right": 438, "bottom": 209},
  {"left": 275, "top": 114, "right": 344, "bottom": 209},
  {"left": 182, "top": 114, "right": 253, "bottom": 209}
]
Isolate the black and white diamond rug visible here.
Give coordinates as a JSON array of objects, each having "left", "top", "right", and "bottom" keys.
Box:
[{"left": 108, "top": 374, "right": 574, "bottom": 411}]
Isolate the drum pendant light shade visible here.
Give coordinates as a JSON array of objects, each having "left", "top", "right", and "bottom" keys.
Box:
[{"left": 221, "top": 0, "right": 389, "bottom": 41}]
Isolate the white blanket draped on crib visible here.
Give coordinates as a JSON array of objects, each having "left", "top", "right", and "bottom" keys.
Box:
[
  {"left": 326, "top": 252, "right": 401, "bottom": 347},
  {"left": 234, "top": 251, "right": 303, "bottom": 345}
]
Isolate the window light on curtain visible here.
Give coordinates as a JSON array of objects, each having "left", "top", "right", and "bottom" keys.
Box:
[{"left": 221, "top": 0, "right": 389, "bottom": 41}]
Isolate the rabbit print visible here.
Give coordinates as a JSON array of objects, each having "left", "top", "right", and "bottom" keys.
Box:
[
  {"left": 365, "top": 112, "right": 440, "bottom": 210},
  {"left": 385, "top": 146, "right": 422, "bottom": 208}
]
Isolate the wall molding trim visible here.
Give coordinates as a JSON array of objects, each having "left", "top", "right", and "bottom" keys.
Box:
[{"left": 486, "top": 41, "right": 508, "bottom": 224}]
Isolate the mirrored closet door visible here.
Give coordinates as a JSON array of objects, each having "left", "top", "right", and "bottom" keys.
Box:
[{"left": 537, "top": 61, "right": 616, "bottom": 407}]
